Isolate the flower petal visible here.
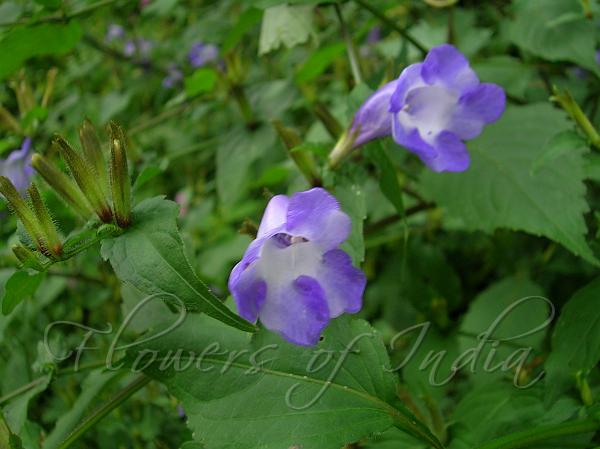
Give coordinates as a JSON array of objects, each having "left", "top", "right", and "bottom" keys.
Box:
[
  {"left": 351, "top": 80, "right": 397, "bottom": 147},
  {"left": 449, "top": 83, "right": 506, "bottom": 140},
  {"left": 389, "top": 63, "right": 425, "bottom": 113},
  {"left": 257, "top": 194, "right": 290, "bottom": 239},
  {"left": 420, "top": 44, "right": 479, "bottom": 92},
  {"left": 318, "top": 249, "right": 365, "bottom": 317},
  {"left": 229, "top": 263, "right": 267, "bottom": 322},
  {"left": 286, "top": 188, "right": 351, "bottom": 250},
  {"left": 259, "top": 275, "right": 330, "bottom": 346}
]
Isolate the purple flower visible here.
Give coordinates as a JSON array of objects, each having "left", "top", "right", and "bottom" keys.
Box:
[
  {"left": 351, "top": 44, "right": 505, "bottom": 172},
  {"left": 123, "top": 40, "right": 136, "bottom": 57},
  {"left": 162, "top": 64, "right": 183, "bottom": 89},
  {"left": 228, "top": 188, "right": 366, "bottom": 346},
  {"left": 0, "top": 138, "right": 34, "bottom": 193},
  {"left": 188, "top": 42, "right": 219, "bottom": 68},
  {"left": 105, "top": 24, "right": 125, "bottom": 43},
  {"left": 123, "top": 38, "right": 153, "bottom": 58}
]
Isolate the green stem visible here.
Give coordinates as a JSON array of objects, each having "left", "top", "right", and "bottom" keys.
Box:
[
  {"left": 353, "top": 0, "right": 428, "bottom": 55},
  {"left": 334, "top": 3, "right": 363, "bottom": 85},
  {"left": 0, "top": 377, "right": 46, "bottom": 406},
  {"left": 56, "top": 374, "right": 151, "bottom": 449},
  {"left": 475, "top": 419, "right": 599, "bottom": 449}
]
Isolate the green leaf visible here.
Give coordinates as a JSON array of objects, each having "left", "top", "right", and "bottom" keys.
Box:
[
  {"left": 258, "top": 4, "right": 315, "bottom": 55},
  {"left": 0, "top": 411, "right": 23, "bottom": 449},
  {"left": 459, "top": 276, "right": 548, "bottom": 385},
  {"left": 508, "top": 0, "right": 599, "bottom": 74},
  {"left": 100, "top": 196, "right": 256, "bottom": 332},
  {"left": 125, "top": 314, "right": 443, "bottom": 449},
  {"left": 3, "top": 375, "right": 51, "bottom": 436},
  {"left": 365, "top": 143, "right": 405, "bottom": 217},
  {"left": 43, "top": 370, "right": 121, "bottom": 449},
  {"left": 0, "top": 21, "right": 82, "bottom": 81},
  {"left": 223, "top": 7, "right": 263, "bottom": 52},
  {"left": 184, "top": 68, "right": 218, "bottom": 97},
  {"left": 472, "top": 56, "right": 535, "bottom": 100},
  {"left": 335, "top": 179, "right": 367, "bottom": 265},
  {"left": 420, "top": 104, "right": 597, "bottom": 265},
  {"left": 545, "top": 277, "right": 600, "bottom": 404},
  {"left": 295, "top": 43, "right": 345, "bottom": 83},
  {"left": 1, "top": 270, "right": 44, "bottom": 315},
  {"left": 532, "top": 130, "right": 588, "bottom": 174}
]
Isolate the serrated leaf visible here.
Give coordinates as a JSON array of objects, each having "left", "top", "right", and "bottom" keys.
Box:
[
  {"left": 100, "top": 196, "right": 256, "bottom": 332},
  {"left": 258, "top": 4, "right": 315, "bottom": 55},
  {"left": 532, "top": 130, "right": 587, "bottom": 174},
  {"left": 545, "top": 277, "right": 600, "bottom": 404},
  {"left": 0, "top": 21, "right": 82, "bottom": 81},
  {"left": 420, "top": 104, "right": 597, "bottom": 265},
  {"left": 1, "top": 270, "right": 44, "bottom": 315},
  {"left": 508, "top": 0, "right": 599, "bottom": 74},
  {"left": 124, "top": 314, "right": 443, "bottom": 449}
]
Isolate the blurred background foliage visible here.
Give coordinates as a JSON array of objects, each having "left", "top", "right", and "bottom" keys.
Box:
[{"left": 1, "top": 0, "right": 600, "bottom": 448}]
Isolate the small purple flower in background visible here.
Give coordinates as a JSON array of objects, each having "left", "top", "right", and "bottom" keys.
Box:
[
  {"left": 188, "top": 42, "right": 219, "bottom": 68},
  {"left": 163, "top": 64, "right": 183, "bottom": 89},
  {"left": 123, "top": 38, "right": 153, "bottom": 59},
  {"left": 0, "top": 138, "right": 34, "bottom": 193},
  {"left": 105, "top": 24, "right": 125, "bottom": 43},
  {"left": 228, "top": 188, "right": 366, "bottom": 346},
  {"left": 351, "top": 44, "right": 505, "bottom": 172},
  {"left": 123, "top": 40, "right": 136, "bottom": 57},
  {"left": 596, "top": 49, "right": 600, "bottom": 66},
  {"left": 366, "top": 26, "right": 382, "bottom": 45}
]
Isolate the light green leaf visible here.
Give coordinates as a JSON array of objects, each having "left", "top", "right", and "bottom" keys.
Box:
[
  {"left": 0, "top": 411, "right": 23, "bottom": 449},
  {"left": 421, "top": 104, "right": 597, "bottom": 265},
  {"left": 296, "top": 43, "right": 345, "bottom": 83},
  {"left": 258, "top": 4, "right": 315, "bottom": 55},
  {"left": 184, "top": 68, "right": 218, "bottom": 97},
  {"left": 100, "top": 196, "right": 256, "bottom": 332},
  {"left": 223, "top": 7, "right": 263, "bottom": 51},
  {"left": 508, "top": 0, "right": 599, "bottom": 74},
  {"left": 0, "top": 21, "right": 82, "bottom": 81},
  {"left": 545, "top": 277, "right": 600, "bottom": 404},
  {"left": 1, "top": 270, "right": 45, "bottom": 315},
  {"left": 125, "top": 314, "right": 443, "bottom": 449}
]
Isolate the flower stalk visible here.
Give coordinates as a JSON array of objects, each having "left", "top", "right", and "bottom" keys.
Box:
[
  {"left": 272, "top": 120, "right": 322, "bottom": 186},
  {"left": 551, "top": 86, "right": 600, "bottom": 150}
]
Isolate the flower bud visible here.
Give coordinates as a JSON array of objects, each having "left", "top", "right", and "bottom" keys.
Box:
[
  {"left": 107, "top": 121, "right": 132, "bottom": 228},
  {"left": 0, "top": 176, "right": 46, "bottom": 253},
  {"left": 27, "top": 183, "right": 62, "bottom": 258},
  {"left": 31, "top": 153, "right": 94, "bottom": 220},
  {"left": 80, "top": 119, "right": 110, "bottom": 198},
  {"left": 53, "top": 135, "right": 113, "bottom": 223},
  {"left": 272, "top": 120, "right": 321, "bottom": 186},
  {"left": 12, "top": 245, "right": 45, "bottom": 271}
]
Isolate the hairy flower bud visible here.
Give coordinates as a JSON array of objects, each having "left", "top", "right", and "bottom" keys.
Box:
[
  {"left": 27, "top": 183, "right": 62, "bottom": 258},
  {"left": 108, "top": 121, "right": 132, "bottom": 228}
]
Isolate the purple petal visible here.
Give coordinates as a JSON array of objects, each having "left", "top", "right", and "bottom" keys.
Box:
[
  {"left": 351, "top": 80, "right": 397, "bottom": 147},
  {"left": 449, "top": 83, "right": 506, "bottom": 140},
  {"left": 229, "top": 263, "right": 266, "bottom": 322},
  {"left": 420, "top": 44, "right": 479, "bottom": 92},
  {"left": 318, "top": 249, "right": 365, "bottom": 317},
  {"left": 257, "top": 194, "right": 290, "bottom": 239},
  {"left": 259, "top": 275, "right": 329, "bottom": 346},
  {"left": 286, "top": 188, "right": 351, "bottom": 250},
  {"left": 389, "top": 63, "right": 425, "bottom": 113},
  {"left": 392, "top": 119, "right": 469, "bottom": 172}
]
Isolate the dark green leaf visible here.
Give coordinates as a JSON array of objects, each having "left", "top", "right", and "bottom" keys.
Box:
[
  {"left": 1, "top": 270, "right": 44, "bottom": 315},
  {"left": 100, "top": 196, "right": 256, "bottom": 332}
]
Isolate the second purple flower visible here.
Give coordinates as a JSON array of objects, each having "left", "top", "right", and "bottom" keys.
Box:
[{"left": 351, "top": 44, "right": 506, "bottom": 172}]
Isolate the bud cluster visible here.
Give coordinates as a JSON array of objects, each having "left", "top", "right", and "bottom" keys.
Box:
[{"left": 0, "top": 120, "right": 132, "bottom": 269}]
